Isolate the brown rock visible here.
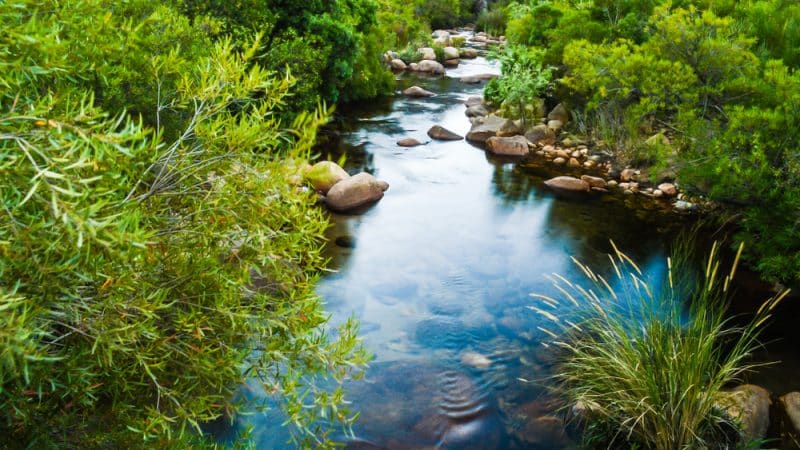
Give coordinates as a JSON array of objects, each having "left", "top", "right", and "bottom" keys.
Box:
[
  {"left": 552, "top": 157, "right": 566, "bottom": 165},
  {"left": 545, "top": 176, "right": 590, "bottom": 193},
  {"left": 427, "top": 125, "right": 463, "bottom": 141},
  {"left": 568, "top": 157, "right": 580, "bottom": 167},
  {"left": 580, "top": 175, "right": 607, "bottom": 189},
  {"left": 390, "top": 59, "right": 407, "bottom": 71},
  {"left": 716, "top": 384, "right": 772, "bottom": 442},
  {"left": 465, "top": 104, "right": 488, "bottom": 118},
  {"left": 403, "top": 85, "right": 435, "bottom": 97},
  {"left": 444, "top": 58, "right": 460, "bottom": 67},
  {"left": 417, "top": 59, "right": 445, "bottom": 74},
  {"left": 325, "top": 172, "right": 389, "bottom": 212},
  {"left": 397, "top": 138, "right": 423, "bottom": 147},
  {"left": 486, "top": 136, "right": 529, "bottom": 156},
  {"left": 620, "top": 168, "right": 637, "bottom": 182},
  {"left": 658, "top": 182, "right": 678, "bottom": 196},
  {"left": 780, "top": 392, "right": 800, "bottom": 435},
  {"left": 460, "top": 48, "right": 478, "bottom": 59}
]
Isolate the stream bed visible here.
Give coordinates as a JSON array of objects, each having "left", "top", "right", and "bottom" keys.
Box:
[{"left": 218, "top": 45, "right": 800, "bottom": 449}]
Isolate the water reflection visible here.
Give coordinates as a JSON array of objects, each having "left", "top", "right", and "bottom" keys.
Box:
[{"left": 229, "top": 55, "right": 685, "bottom": 448}]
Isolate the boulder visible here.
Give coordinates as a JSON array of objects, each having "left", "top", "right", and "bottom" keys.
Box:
[
  {"left": 547, "top": 103, "right": 569, "bottom": 124},
  {"left": 443, "top": 46, "right": 459, "bottom": 60},
  {"left": 580, "top": 175, "right": 607, "bottom": 189},
  {"left": 466, "top": 116, "right": 513, "bottom": 143},
  {"left": 390, "top": 59, "right": 407, "bottom": 71},
  {"left": 547, "top": 119, "right": 564, "bottom": 131},
  {"left": 465, "top": 104, "right": 488, "bottom": 118},
  {"left": 397, "top": 138, "right": 423, "bottom": 147},
  {"left": 544, "top": 176, "right": 590, "bottom": 193},
  {"left": 464, "top": 96, "right": 483, "bottom": 108},
  {"left": 408, "top": 62, "right": 419, "bottom": 71},
  {"left": 716, "top": 384, "right": 771, "bottom": 443},
  {"left": 486, "top": 136, "right": 529, "bottom": 156},
  {"left": 418, "top": 47, "right": 436, "bottom": 61},
  {"left": 657, "top": 182, "right": 677, "bottom": 196},
  {"left": 417, "top": 60, "right": 445, "bottom": 74},
  {"left": 403, "top": 85, "right": 435, "bottom": 97},
  {"left": 305, "top": 161, "right": 349, "bottom": 195},
  {"left": 325, "top": 172, "right": 389, "bottom": 212},
  {"left": 460, "top": 48, "right": 478, "bottom": 59},
  {"left": 525, "top": 124, "right": 556, "bottom": 146},
  {"left": 427, "top": 125, "right": 463, "bottom": 141},
  {"left": 780, "top": 392, "right": 800, "bottom": 435},
  {"left": 444, "top": 58, "right": 460, "bottom": 67}
]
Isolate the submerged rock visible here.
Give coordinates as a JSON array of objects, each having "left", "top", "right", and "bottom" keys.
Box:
[
  {"left": 325, "top": 172, "right": 389, "bottom": 212},
  {"left": 397, "top": 137, "right": 424, "bottom": 147},
  {"left": 428, "top": 125, "right": 463, "bottom": 141},
  {"left": 403, "top": 85, "right": 435, "bottom": 97},
  {"left": 544, "top": 176, "right": 590, "bottom": 193},
  {"left": 305, "top": 161, "right": 349, "bottom": 195},
  {"left": 486, "top": 136, "right": 529, "bottom": 156}
]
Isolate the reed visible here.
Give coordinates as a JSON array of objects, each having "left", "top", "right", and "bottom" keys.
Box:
[{"left": 532, "top": 241, "right": 790, "bottom": 449}]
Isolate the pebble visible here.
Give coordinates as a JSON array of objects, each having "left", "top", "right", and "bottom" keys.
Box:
[{"left": 553, "top": 157, "right": 566, "bottom": 165}]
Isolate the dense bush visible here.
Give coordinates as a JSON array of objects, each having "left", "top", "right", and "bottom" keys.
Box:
[
  {"left": 495, "top": 0, "right": 800, "bottom": 285},
  {"left": 485, "top": 46, "right": 554, "bottom": 125},
  {"left": 1, "top": 1, "right": 368, "bottom": 447}
]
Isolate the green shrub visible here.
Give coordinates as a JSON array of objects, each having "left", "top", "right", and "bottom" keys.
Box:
[
  {"left": 0, "top": 3, "right": 368, "bottom": 447},
  {"left": 485, "top": 46, "right": 554, "bottom": 125},
  {"left": 534, "top": 242, "right": 789, "bottom": 449}
]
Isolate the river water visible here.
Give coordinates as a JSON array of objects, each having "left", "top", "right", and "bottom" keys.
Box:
[{"left": 218, "top": 46, "right": 799, "bottom": 449}]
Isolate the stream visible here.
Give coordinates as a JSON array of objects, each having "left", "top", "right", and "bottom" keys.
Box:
[{"left": 216, "top": 38, "right": 800, "bottom": 449}]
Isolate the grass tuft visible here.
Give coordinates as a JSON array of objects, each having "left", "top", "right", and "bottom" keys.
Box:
[{"left": 536, "top": 240, "right": 790, "bottom": 449}]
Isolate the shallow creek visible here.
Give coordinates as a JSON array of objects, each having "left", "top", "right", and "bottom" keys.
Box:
[{"left": 217, "top": 46, "right": 800, "bottom": 449}]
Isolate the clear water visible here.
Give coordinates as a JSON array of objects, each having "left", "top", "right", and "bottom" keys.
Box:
[{"left": 217, "top": 52, "right": 798, "bottom": 449}]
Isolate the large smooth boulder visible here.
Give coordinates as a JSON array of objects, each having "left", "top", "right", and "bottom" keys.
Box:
[
  {"left": 547, "top": 103, "right": 569, "bottom": 124},
  {"left": 417, "top": 60, "right": 445, "bottom": 74},
  {"left": 443, "top": 46, "right": 459, "bottom": 60},
  {"left": 325, "top": 172, "right": 389, "bottom": 212},
  {"left": 486, "top": 136, "right": 529, "bottom": 156},
  {"left": 390, "top": 59, "right": 407, "bottom": 71},
  {"left": 544, "top": 176, "right": 590, "bottom": 193},
  {"left": 525, "top": 124, "right": 556, "bottom": 146},
  {"left": 418, "top": 47, "right": 436, "bottom": 61},
  {"left": 657, "top": 182, "right": 677, "bottom": 196},
  {"left": 305, "top": 161, "right": 349, "bottom": 194},
  {"left": 403, "top": 85, "right": 435, "bottom": 97},
  {"left": 466, "top": 116, "right": 514, "bottom": 143},
  {"left": 427, "top": 125, "right": 463, "bottom": 141},
  {"left": 716, "top": 384, "right": 772, "bottom": 443}
]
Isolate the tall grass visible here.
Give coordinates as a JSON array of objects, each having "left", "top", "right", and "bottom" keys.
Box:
[{"left": 532, "top": 241, "right": 790, "bottom": 449}]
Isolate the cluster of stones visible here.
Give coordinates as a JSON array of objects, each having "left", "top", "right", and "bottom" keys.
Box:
[
  {"left": 301, "top": 161, "right": 389, "bottom": 212},
  {"left": 383, "top": 29, "right": 504, "bottom": 75}
]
